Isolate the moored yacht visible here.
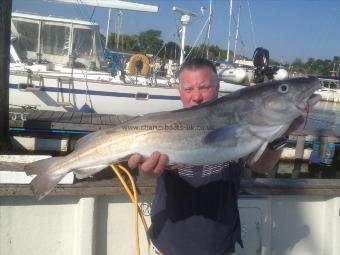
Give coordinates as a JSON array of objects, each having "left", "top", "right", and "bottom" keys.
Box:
[{"left": 9, "top": 12, "right": 182, "bottom": 115}]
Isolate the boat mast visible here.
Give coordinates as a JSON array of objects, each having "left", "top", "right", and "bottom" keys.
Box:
[
  {"left": 115, "top": 10, "right": 123, "bottom": 49},
  {"left": 105, "top": 8, "right": 112, "bottom": 48},
  {"left": 206, "top": 0, "right": 213, "bottom": 59},
  {"left": 173, "top": 6, "right": 197, "bottom": 65},
  {"left": 226, "top": 0, "right": 233, "bottom": 62},
  {"left": 233, "top": 2, "right": 241, "bottom": 62}
]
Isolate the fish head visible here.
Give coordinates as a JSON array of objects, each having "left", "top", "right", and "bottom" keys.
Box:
[{"left": 240, "top": 76, "right": 322, "bottom": 126}]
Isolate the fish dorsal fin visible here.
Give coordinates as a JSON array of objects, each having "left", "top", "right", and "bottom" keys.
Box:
[{"left": 203, "top": 125, "right": 238, "bottom": 144}]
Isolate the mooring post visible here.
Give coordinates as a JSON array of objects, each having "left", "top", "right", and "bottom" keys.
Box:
[
  {"left": 292, "top": 135, "right": 305, "bottom": 178},
  {"left": 0, "top": 0, "right": 12, "bottom": 150},
  {"left": 319, "top": 136, "right": 329, "bottom": 159}
]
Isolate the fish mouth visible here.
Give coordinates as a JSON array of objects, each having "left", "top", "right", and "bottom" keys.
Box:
[
  {"left": 296, "top": 93, "right": 321, "bottom": 112},
  {"left": 295, "top": 77, "right": 322, "bottom": 112}
]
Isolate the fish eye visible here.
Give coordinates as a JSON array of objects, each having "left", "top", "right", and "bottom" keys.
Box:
[{"left": 278, "top": 84, "right": 289, "bottom": 93}]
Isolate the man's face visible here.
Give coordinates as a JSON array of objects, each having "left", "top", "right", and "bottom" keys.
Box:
[{"left": 179, "top": 66, "right": 220, "bottom": 108}]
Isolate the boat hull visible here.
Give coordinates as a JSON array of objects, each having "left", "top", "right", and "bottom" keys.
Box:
[{"left": 9, "top": 72, "right": 182, "bottom": 115}]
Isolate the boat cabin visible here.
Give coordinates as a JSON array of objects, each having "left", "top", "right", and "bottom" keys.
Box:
[
  {"left": 321, "top": 78, "right": 340, "bottom": 90},
  {"left": 10, "top": 12, "right": 107, "bottom": 70}
]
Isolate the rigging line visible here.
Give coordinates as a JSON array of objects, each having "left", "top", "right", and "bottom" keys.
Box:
[
  {"left": 77, "top": 0, "right": 94, "bottom": 22},
  {"left": 189, "top": 14, "right": 205, "bottom": 26},
  {"left": 184, "top": 16, "right": 210, "bottom": 62},
  {"left": 228, "top": 0, "right": 246, "bottom": 50},
  {"left": 75, "top": 0, "right": 86, "bottom": 19},
  {"left": 231, "top": 10, "right": 245, "bottom": 49},
  {"left": 205, "top": 1, "right": 213, "bottom": 59},
  {"left": 201, "top": 18, "right": 212, "bottom": 58},
  {"left": 247, "top": 1, "right": 256, "bottom": 51},
  {"left": 202, "top": 4, "right": 213, "bottom": 48},
  {"left": 89, "top": 6, "right": 97, "bottom": 22},
  {"left": 153, "top": 43, "right": 167, "bottom": 62},
  {"left": 80, "top": 69, "right": 94, "bottom": 109},
  {"left": 190, "top": 19, "right": 210, "bottom": 59},
  {"left": 233, "top": 2, "right": 242, "bottom": 62},
  {"left": 72, "top": 2, "right": 85, "bottom": 20}
]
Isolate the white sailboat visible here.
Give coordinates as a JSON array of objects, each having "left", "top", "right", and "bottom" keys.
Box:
[
  {"left": 9, "top": 1, "right": 182, "bottom": 115},
  {"left": 217, "top": 0, "right": 289, "bottom": 94}
]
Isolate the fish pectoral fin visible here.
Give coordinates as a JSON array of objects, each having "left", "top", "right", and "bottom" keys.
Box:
[
  {"left": 203, "top": 126, "right": 237, "bottom": 144},
  {"left": 249, "top": 141, "right": 269, "bottom": 163},
  {"left": 73, "top": 165, "right": 109, "bottom": 179}
]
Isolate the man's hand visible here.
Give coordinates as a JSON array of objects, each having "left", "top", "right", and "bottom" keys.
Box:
[
  {"left": 128, "top": 151, "right": 168, "bottom": 178},
  {"left": 128, "top": 152, "right": 185, "bottom": 178}
]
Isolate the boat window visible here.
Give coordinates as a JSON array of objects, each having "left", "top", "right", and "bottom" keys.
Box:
[
  {"left": 42, "top": 24, "right": 70, "bottom": 56},
  {"left": 330, "top": 82, "right": 337, "bottom": 89},
  {"left": 11, "top": 20, "right": 39, "bottom": 52},
  {"left": 72, "top": 28, "right": 93, "bottom": 58}
]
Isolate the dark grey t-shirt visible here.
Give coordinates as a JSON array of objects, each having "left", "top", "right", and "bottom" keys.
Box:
[{"left": 149, "top": 160, "right": 244, "bottom": 255}]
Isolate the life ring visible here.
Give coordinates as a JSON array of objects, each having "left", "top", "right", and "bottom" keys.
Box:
[{"left": 128, "top": 54, "right": 150, "bottom": 76}]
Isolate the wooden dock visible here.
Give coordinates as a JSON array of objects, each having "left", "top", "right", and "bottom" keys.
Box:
[{"left": 9, "top": 108, "right": 136, "bottom": 134}]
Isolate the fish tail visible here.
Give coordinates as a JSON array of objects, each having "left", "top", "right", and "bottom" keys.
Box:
[
  {"left": 24, "top": 157, "right": 68, "bottom": 200},
  {"left": 30, "top": 172, "right": 65, "bottom": 200}
]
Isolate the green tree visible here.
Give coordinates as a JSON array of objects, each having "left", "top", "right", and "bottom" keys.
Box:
[
  {"left": 291, "top": 58, "right": 306, "bottom": 74},
  {"left": 159, "top": 41, "right": 180, "bottom": 60},
  {"left": 208, "top": 45, "right": 224, "bottom": 60},
  {"left": 121, "top": 34, "right": 140, "bottom": 52},
  {"left": 138, "top": 29, "right": 163, "bottom": 55},
  {"left": 107, "top": 33, "right": 139, "bottom": 52}
]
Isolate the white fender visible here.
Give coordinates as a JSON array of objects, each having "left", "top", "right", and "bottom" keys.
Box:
[
  {"left": 273, "top": 68, "right": 289, "bottom": 80},
  {"left": 218, "top": 67, "right": 247, "bottom": 83}
]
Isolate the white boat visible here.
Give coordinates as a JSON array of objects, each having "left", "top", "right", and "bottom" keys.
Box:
[
  {"left": 315, "top": 77, "right": 340, "bottom": 103},
  {"left": 217, "top": 49, "right": 289, "bottom": 94},
  {"left": 9, "top": 11, "right": 182, "bottom": 115}
]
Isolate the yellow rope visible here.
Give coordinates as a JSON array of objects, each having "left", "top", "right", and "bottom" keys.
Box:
[{"left": 111, "top": 164, "right": 151, "bottom": 255}]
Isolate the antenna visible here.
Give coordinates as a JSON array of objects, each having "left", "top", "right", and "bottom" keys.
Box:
[
  {"left": 172, "top": 6, "right": 197, "bottom": 16},
  {"left": 172, "top": 6, "right": 197, "bottom": 65}
]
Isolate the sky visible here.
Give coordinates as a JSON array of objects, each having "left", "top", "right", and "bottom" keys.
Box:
[{"left": 12, "top": 0, "right": 340, "bottom": 63}]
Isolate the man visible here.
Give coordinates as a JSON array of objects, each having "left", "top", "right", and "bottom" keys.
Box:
[{"left": 128, "top": 58, "right": 304, "bottom": 255}]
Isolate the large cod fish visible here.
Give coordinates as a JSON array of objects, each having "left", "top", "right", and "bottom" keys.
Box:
[{"left": 25, "top": 77, "right": 321, "bottom": 199}]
